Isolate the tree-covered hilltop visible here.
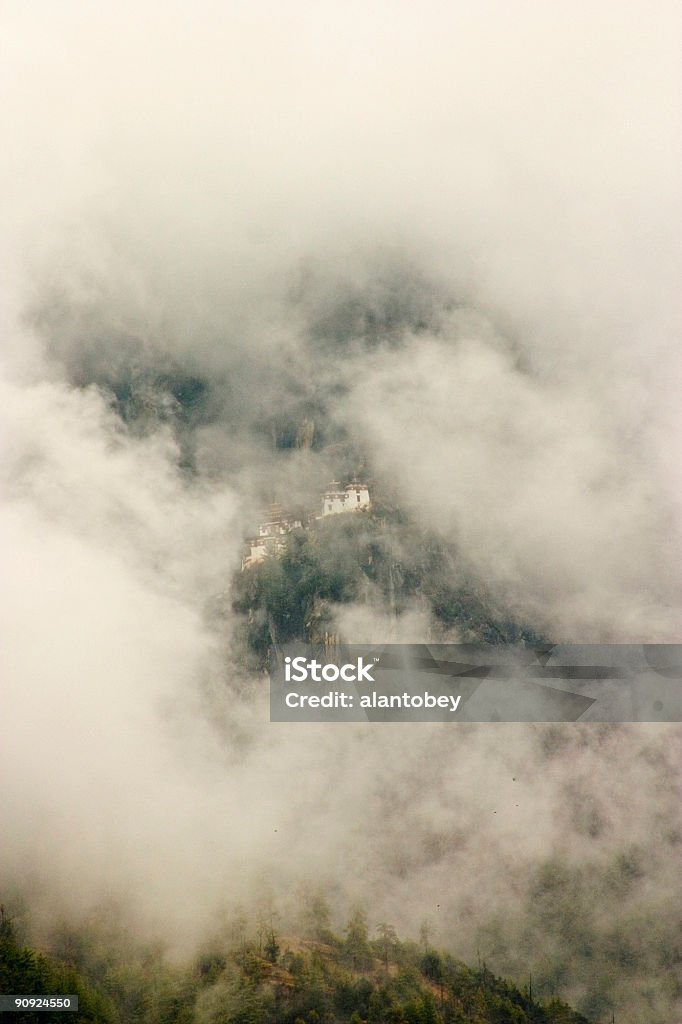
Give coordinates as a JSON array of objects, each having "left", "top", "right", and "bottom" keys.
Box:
[
  {"left": 0, "top": 912, "right": 115, "bottom": 1023},
  {"left": 0, "top": 906, "right": 591, "bottom": 1024},
  {"left": 231, "top": 498, "right": 541, "bottom": 665}
]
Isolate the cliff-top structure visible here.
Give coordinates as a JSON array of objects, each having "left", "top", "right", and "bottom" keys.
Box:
[{"left": 242, "top": 482, "right": 371, "bottom": 570}]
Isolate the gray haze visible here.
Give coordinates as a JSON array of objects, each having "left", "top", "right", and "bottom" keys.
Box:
[{"left": 1, "top": 3, "right": 681, "bottom": 1021}]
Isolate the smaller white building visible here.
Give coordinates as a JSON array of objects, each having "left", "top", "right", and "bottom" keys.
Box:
[
  {"left": 242, "top": 503, "right": 302, "bottom": 570},
  {"left": 242, "top": 533, "right": 287, "bottom": 570},
  {"left": 321, "top": 481, "right": 371, "bottom": 517},
  {"left": 258, "top": 503, "right": 302, "bottom": 537}
]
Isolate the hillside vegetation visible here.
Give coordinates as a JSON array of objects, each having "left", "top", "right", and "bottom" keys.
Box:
[
  {"left": 0, "top": 908, "right": 590, "bottom": 1024},
  {"left": 232, "top": 498, "right": 541, "bottom": 663}
]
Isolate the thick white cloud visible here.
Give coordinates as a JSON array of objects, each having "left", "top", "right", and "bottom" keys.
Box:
[{"left": 344, "top": 323, "right": 681, "bottom": 640}]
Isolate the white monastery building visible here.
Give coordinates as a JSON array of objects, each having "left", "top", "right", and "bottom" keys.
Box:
[
  {"left": 321, "top": 481, "right": 371, "bottom": 516},
  {"left": 242, "top": 483, "right": 371, "bottom": 570}
]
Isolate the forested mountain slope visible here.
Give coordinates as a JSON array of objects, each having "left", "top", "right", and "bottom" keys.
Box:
[{"left": 0, "top": 909, "right": 590, "bottom": 1024}]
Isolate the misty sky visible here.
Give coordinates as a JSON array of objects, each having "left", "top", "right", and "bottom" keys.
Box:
[{"left": 1, "top": 3, "right": 681, "bottom": 1022}]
